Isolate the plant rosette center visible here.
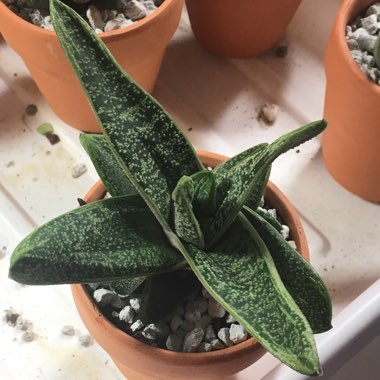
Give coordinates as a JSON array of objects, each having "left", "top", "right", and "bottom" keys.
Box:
[{"left": 84, "top": 180, "right": 295, "bottom": 354}]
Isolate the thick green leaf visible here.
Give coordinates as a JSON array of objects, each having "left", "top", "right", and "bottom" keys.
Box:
[
  {"left": 9, "top": 195, "right": 185, "bottom": 285},
  {"left": 139, "top": 270, "right": 200, "bottom": 324},
  {"left": 80, "top": 133, "right": 137, "bottom": 197},
  {"left": 110, "top": 277, "right": 146, "bottom": 297},
  {"left": 172, "top": 176, "right": 204, "bottom": 248},
  {"left": 243, "top": 208, "right": 332, "bottom": 334},
  {"left": 180, "top": 215, "right": 321, "bottom": 376},
  {"left": 206, "top": 120, "right": 327, "bottom": 248},
  {"left": 254, "top": 207, "right": 283, "bottom": 232},
  {"left": 191, "top": 170, "right": 217, "bottom": 217},
  {"left": 50, "top": 0, "right": 203, "bottom": 228}
]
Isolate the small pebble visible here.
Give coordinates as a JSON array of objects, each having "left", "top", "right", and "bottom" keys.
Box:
[
  {"left": 366, "top": 3, "right": 380, "bottom": 17},
  {"left": 226, "top": 314, "right": 236, "bottom": 324},
  {"left": 181, "top": 319, "right": 194, "bottom": 332},
  {"left": 61, "top": 325, "right": 75, "bottom": 336},
  {"left": 130, "top": 297, "right": 142, "bottom": 313},
  {"left": 16, "top": 318, "right": 32, "bottom": 331},
  {"left": 25, "top": 104, "right": 38, "bottom": 116},
  {"left": 104, "top": 14, "right": 133, "bottom": 32},
  {"left": 93, "top": 288, "right": 115, "bottom": 306},
  {"left": 184, "top": 309, "right": 201, "bottom": 323},
  {"left": 182, "top": 328, "right": 204, "bottom": 353},
  {"left": 197, "top": 342, "right": 212, "bottom": 352},
  {"left": 5, "top": 161, "right": 15, "bottom": 168},
  {"left": 208, "top": 298, "right": 226, "bottom": 319},
  {"left": 119, "top": 305, "right": 135, "bottom": 323},
  {"left": 204, "top": 325, "right": 217, "bottom": 342},
  {"left": 22, "top": 331, "right": 36, "bottom": 342},
  {"left": 86, "top": 5, "right": 105, "bottom": 31},
  {"left": 229, "top": 324, "right": 248, "bottom": 345},
  {"left": 124, "top": 0, "right": 147, "bottom": 20},
  {"left": 166, "top": 334, "right": 183, "bottom": 352},
  {"left": 361, "top": 14, "right": 379, "bottom": 35},
  {"left": 267, "top": 209, "right": 277, "bottom": 219},
  {"left": 71, "top": 163, "right": 88, "bottom": 179},
  {"left": 170, "top": 315, "right": 183, "bottom": 332},
  {"left": 79, "top": 334, "right": 93, "bottom": 347},
  {"left": 144, "top": 322, "right": 170, "bottom": 339},
  {"left": 210, "top": 338, "right": 225, "bottom": 350},
  {"left": 130, "top": 319, "right": 144, "bottom": 332},
  {"left": 281, "top": 225, "right": 290, "bottom": 240},
  {"left": 186, "top": 297, "right": 208, "bottom": 315},
  {"left": 111, "top": 296, "right": 127, "bottom": 309},
  {"left": 288, "top": 240, "right": 297, "bottom": 250},
  {"left": 258, "top": 103, "right": 279, "bottom": 125},
  {"left": 194, "top": 314, "right": 212, "bottom": 329},
  {"left": 347, "top": 38, "right": 359, "bottom": 50},
  {"left": 217, "top": 327, "right": 233, "bottom": 347},
  {"left": 4, "top": 308, "right": 20, "bottom": 326}
]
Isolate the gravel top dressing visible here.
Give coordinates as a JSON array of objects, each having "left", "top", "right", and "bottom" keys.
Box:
[
  {"left": 7, "top": 0, "right": 163, "bottom": 32},
  {"left": 346, "top": 2, "right": 380, "bottom": 84},
  {"left": 86, "top": 197, "right": 296, "bottom": 354}
]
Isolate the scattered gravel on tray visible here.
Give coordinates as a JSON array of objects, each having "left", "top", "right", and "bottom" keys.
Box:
[
  {"left": 258, "top": 103, "right": 279, "bottom": 125},
  {"left": 7, "top": 0, "right": 163, "bottom": 32},
  {"left": 86, "top": 198, "right": 295, "bottom": 353},
  {"left": 61, "top": 325, "right": 76, "bottom": 336},
  {"left": 79, "top": 333, "right": 94, "bottom": 347},
  {"left": 4, "top": 308, "right": 20, "bottom": 326},
  {"left": 71, "top": 163, "right": 88, "bottom": 179},
  {"left": 346, "top": 2, "right": 380, "bottom": 84},
  {"left": 22, "top": 331, "right": 36, "bottom": 342}
]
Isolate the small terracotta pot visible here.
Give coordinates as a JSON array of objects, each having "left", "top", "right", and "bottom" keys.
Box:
[
  {"left": 72, "top": 150, "right": 309, "bottom": 380},
  {"left": 323, "top": 0, "right": 380, "bottom": 202},
  {"left": 185, "top": 0, "right": 302, "bottom": 58},
  {"left": 0, "top": 0, "right": 183, "bottom": 132}
]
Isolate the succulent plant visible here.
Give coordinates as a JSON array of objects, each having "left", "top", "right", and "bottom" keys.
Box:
[{"left": 9, "top": 0, "right": 332, "bottom": 376}]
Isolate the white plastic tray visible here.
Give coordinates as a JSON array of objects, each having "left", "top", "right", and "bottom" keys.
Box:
[{"left": 1, "top": 0, "right": 379, "bottom": 379}]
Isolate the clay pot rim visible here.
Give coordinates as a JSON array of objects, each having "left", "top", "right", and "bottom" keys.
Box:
[
  {"left": 73, "top": 149, "right": 309, "bottom": 364},
  {"left": 334, "top": 0, "right": 380, "bottom": 94},
  {"left": 0, "top": 0, "right": 178, "bottom": 40}
]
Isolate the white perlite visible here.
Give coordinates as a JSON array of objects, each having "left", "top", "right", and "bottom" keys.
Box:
[
  {"left": 166, "top": 334, "right": 183, "bottom": 352},
  {"left": 182, "top": 328, "right": 204, "bottom": 353},
  {"left": 8, "top": 0, "right": 161, "bottom": 32},
  {"left": 129, "top": 297, "right": 142, "bottom": 313},
  {"left": 79, "top": 334, "right": 93, "bottom": 347},
  {"left": 119, "top": 306, "right": 135, "bottom": 323},
  {"left": 93, "top": 288, "right": 116, "bottom": 306},
  {"left": 208, "top": 297, "right": 226, "bottom": 318},
  {"left": 61, "top": 325, "right": 75, "bottom": 336},
  {"left": 346, "top": 3, "right": 380, "bottom": 85},
  {"left": 229, "top": 324, "right": 248, "bottom": 345},
  {"left": 217, "top": 327, "right": 233, "bottom": 347}
]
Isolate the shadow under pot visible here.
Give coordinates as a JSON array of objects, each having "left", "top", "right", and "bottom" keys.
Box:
[
  {"left": 323, "top": 0, "right": 380, "bottom": 202},
  {"left": 185, "top": 0, "right": 302, "bottom": 58},
  {"left": 71, "top": 150, "right": 310, "bottom": 380},
  {"left": 0, "top": 0, "right": 183, "bottom": 133}
]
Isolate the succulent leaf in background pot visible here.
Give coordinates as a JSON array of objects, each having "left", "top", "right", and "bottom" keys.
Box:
[
  {"left": 0, "top": 0, "right": 182, "bottom": 132},
  {"left": 9, "top": 0, "right": 332, "bottom": 378},
  {"left": 185, "top": 0, "right": 302, "bottom": 58},
  {"left": 323, "top": 0, "right": 380, "bottom": 201}
]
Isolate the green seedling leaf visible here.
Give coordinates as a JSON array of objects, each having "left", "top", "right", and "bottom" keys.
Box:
[
  {"left": 80, "top": 133, "right": 137, "bottom": 197},
  {"left": 110, "top": 277, "right": 146, "bottom": 297},
  {"left": 243, "top": 208, "right": 332, "bottom": 334},
  {"left": 37, "top": 122, "right": 54, "bottom": 135},
  {"left": 179, "top": 214, "right": 321, "bottom": 376},
  {"left": 172, "top": 176, "right": 204, "bottom": 248},
  {"left": 139, "top": 270, "right": 200, "bottom": 324},
  {"left": 9, "top": 195, "right": 185, "bottom": 285},
  {"left": 191, "top": 170, "right": 216, "bottom": 217},
  {"left": 206, "top": 120, "right": 327, "bottom": 248},
  {"left": 50, "top": 0, "right": 203, "bottom": 229}
]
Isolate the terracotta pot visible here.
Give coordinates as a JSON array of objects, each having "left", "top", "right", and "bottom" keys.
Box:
[
  {"left": 72, "top": 150, "right": 310, "bottom": 380},
  {"left": 323, "top": 0, "right": 380, "bottom": 202},
  {"left": 0, "top": 0, "right": 183, "bottom": 132},
  {"left": 185, "top": 0, "right": 302, "bottom": 58}
]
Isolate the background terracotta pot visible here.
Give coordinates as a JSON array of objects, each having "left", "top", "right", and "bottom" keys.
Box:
[
  {"left": 185, "top": 0, "right": 302, "bottom": 58},
  {"left": 323, "top": 0, "right": 380, "bottom": 202},
  {"left": 71, "top": 150, "right": 310, "bottom": 380},
  {"left": 0, "top": 0, "right": 183, "bottom": 132}
]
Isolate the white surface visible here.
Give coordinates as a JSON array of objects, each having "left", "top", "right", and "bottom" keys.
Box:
[{"left": 1, "top": 0, "right": 379, "bottom": 379}]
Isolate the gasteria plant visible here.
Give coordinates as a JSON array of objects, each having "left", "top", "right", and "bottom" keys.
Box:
[{"left": 9, "top": 0, "right": 332, "bottom": 376}]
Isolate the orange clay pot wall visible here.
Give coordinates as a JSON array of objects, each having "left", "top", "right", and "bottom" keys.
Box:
[
  {"left": 71, "top": 150, "right": 310, "bottom": 380},
  {"left": 0, "top": 0, "right": 183, "bottom": 132},
  {"left": 185, "top": 0, "right": 302, "bottom": 58},
  {"left": 323, "top": 0, "right": 380, "bottom": 202}
]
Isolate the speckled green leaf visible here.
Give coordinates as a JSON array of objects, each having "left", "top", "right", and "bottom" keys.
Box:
[
  {"left": 254, "top": 206, "right": 283, "bottom": 232},
  {"left": 110, "top": 277, "right": 146, "bottom": 297},
  {"left": 181, "top": 214, "right": 321, "bottom": 376},
  {"left": 244, "top": 166, "right": 271, "bottom": 211},
  {"left": 139, "top": 270, "right": 200, "bottom": 324},
  {"left": 50, "top": 0, "right": 203, "bottom": 226},
  {"left": 206, "top": 120, "right": 327, "bottom": 248},
  {"left": 80, "top": 133, "right": 137, "bottom": 196},
  {"left": 172, "top": 176, "right": 204, "bottom": 248},
  {"left": 9, "top": 195, "right": 185, "bottom": 285},
  {"left": 243, "top": 208, "right": 332, "bottom": 334},
  {"left": 191, "top": 170, "right": 216, "bottom": 217}
]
